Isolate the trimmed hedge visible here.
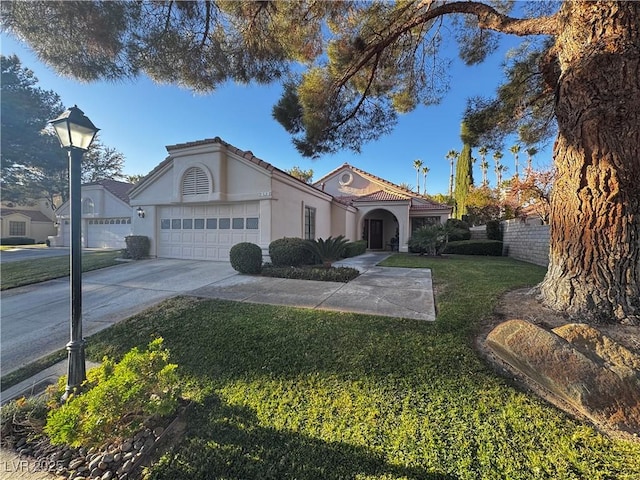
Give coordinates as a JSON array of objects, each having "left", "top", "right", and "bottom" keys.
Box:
[
  {"left": 269, "top": 237, "right": 315, "bottom": 267},
  {"left": 0, "top": 237, "right": 36, "bottom": 246},
  {"left": 343, "top": 240, "right": 367, "bottom": 258},
  {"left": 261, "top": 265, "right": 360, "bottom": 283},
  {"left": 443, "top": 240, "right": 504, "bottom": 256},
  {"left": 230, "top": 242, "right": 263, "bottom": 274},
  {"left": 124, "top": 235, "right": 150, "bottom": 260}
]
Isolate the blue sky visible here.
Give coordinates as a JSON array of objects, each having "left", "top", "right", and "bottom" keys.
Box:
[{"left": 1, "top": 29, "right": 553, "bottom": 195}]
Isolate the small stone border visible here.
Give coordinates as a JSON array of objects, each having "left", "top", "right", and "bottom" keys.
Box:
[{"left": 4, "top": 402, "right": 189, "bottom": 480}]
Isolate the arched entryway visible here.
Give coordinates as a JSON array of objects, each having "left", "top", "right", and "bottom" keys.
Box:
[{"left": 361, "top": 209, "right": 399, "bottom": 251}]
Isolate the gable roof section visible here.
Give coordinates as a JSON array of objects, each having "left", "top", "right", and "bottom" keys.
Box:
[
  {"left": 129, "top": 136, "right": 328, "bottom": 199},
  {"left": 83, "top": 179, "right": 134, "bottom": 204},
  {"left": 317, "top": 163, "right": 450, "bottom": 211},
  {"left": 0, "top": 208, "right": 53, "bottom": 222}
]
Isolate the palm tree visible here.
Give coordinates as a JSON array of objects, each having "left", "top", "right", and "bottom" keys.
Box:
[
  {"left": 445, "top": 150, "right": 459, "bottom": 196},
  {"left": 478, "top": 146, "right": 489, "bottom": 186},
  {"left": 525, "top": 146, "right": 538, "bottom": 176},
  {"left": 496, "top": 164, "right": 508, "bottom": 187},
  {"left": 413, "top": 159, "right": 423, "bottom": 194},
  {"left": 422, "top": 166, "right": 430, "bottom": 194},
  {"left": 510, "top": 144, "right": 521, "bottom": 178},
  {"left": 493, "top": 150, "right": 504, "bottom": 187},
  {"left": 479, "top": 159, "right": 490, "bottom": 186}
]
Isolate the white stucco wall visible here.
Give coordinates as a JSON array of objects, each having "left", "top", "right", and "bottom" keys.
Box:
[
  {"left": 320, "top": 167, "right": 381, "bottom": 198},
  {"left": 330, "top": 203, "right": 358, "bottom": 242},
  {"left": 270, "top": 173, "right": 333, "bottom": 240}
]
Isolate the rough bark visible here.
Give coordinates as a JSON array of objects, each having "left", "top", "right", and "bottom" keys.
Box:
[{"left": 539, "top": 2, "right": 640, "bottom": 325}]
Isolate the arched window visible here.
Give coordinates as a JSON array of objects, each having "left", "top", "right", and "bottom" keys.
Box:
[
  {"left": 82, "top": 197, "right": 94, "bottom": 214},
  {"left": 182, "top": 167, "right": 210, "bottom": 196}
]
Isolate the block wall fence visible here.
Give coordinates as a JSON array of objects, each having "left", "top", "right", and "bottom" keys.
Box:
[{"left": 469, "top": 219, "right": 550, "bottom": 267}]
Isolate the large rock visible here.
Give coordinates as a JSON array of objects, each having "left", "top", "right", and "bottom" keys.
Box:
[{"left": 486, "top": 319, "right": 640, "bottom": 435}]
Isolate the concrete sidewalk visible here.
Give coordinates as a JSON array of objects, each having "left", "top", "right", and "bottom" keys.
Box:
[{"left": 189, "top": 252, "right": 436, "bottom": 321}]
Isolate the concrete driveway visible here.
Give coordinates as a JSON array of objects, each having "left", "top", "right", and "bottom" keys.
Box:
[{"left": 1, "top": 259, "right": 237, "bottom": 375}]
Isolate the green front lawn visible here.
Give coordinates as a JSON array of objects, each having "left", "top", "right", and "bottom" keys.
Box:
[
  {"left": 85, "top": 255, "right": 640, "bottom": 479},
  {"left": 0, "top": 250, "right": 122, "bottom": 290}
]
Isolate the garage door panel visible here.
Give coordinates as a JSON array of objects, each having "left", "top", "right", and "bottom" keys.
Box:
[
  {"left": 158, "top": 204, "right": 260, "bottom": 261},
  {"left": 87, "top": 219, "right": 131, "bottom": 249}
]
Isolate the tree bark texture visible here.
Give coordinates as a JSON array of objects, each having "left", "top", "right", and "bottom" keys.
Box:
[{"left": 539, "top": 1, "right": 640, "bottom": 325}]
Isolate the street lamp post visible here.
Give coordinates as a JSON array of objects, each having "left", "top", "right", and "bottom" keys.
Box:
[{"left": 49, "top": 106, "right": 99, "bottom": 401}]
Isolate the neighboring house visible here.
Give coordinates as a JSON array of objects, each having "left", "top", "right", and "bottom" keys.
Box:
[
  {"left": 130, "top": 137, "right": 451, "bottom": 261},
  {"left": 49, "top": 179, "right": 134, "bottom": 249},
  {"left": 0, "top": 200, "right": 56, "bottom": 243}
]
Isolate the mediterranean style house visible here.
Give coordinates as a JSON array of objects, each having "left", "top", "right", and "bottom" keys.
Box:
[
  {"left": 49, "top": 179, "right": 134, "bottom": 249},
  {"left": 129, "top": 137, "right": 451, "bottom": 260}
]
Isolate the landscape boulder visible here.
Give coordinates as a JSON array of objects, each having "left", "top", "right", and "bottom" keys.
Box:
[{"left": 486, "top": 319, "right": 640, "bottom": 435}]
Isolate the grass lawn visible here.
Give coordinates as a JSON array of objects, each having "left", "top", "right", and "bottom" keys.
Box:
[
  {"left": 0, "top": 250, "right": 122, "bottom": 290},
  {"left": 85, "top": 254, "right": 640, "bottom": 479}
]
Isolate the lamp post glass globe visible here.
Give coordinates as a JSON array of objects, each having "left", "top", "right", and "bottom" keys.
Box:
[
  {"left": 50, "top": 105, "right": 99, "bottom": 151},
  {"left": 49, "top": 106, "right": 99, "bottom": 401}
]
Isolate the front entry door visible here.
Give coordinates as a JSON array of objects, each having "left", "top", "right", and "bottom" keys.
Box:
[{"left": 369, "top": 219, "right": 383, "bottom": 249}]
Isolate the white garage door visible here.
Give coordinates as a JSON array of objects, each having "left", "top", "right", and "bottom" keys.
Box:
[
  {"left": 157, "top": 203, "right": 260, "bottom": 260},
  {"left": 87, "top": 218, "right": 132, "bottom": 249},
  {"left": 61, "top": 218, "right": 131, "bottom": 249}
]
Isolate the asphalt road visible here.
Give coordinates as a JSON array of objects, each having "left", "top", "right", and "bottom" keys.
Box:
[{"left": 0, "top": 246, "right": 70, "bottom": 263}]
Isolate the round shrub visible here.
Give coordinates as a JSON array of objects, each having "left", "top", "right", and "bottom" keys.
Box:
[
  {"left": 268, "top": 237, "right": 314, "bottom": 267},
  {"left": 124, "top": 235, "right": 150, "bottom": 260},
  {"left": 230, "top": 242, "right": 263, "bottom": 274}
]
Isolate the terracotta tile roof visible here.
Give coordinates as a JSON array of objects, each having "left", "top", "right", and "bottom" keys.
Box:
[
  {"left": 0, "top": 208, "right": 53, "bottom": 222},
  {"left": 83, "top": 179, "right": 134, "bottom": 204},
  {"left": 410, "top": 198, "right": 453, "bottom": 211},
  {"left": 353, "top": 190, "right": 409, "bottom": 202},
  {"left": 165, "top": 137, "right": 279, "bottom": 173}
]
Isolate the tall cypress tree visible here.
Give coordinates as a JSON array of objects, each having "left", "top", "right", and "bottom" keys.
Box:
[{"left": 454, "top": 123, "right": 474, "bottom": 219}]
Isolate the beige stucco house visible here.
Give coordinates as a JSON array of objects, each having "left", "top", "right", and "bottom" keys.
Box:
[
  {"left": 0, "top": 200, "right": 56, "bottom": 243},
  {"left": 129, "top": 137, "right": 451, "bottom": 261},
  {"left": 49, "top": 179, "right": 134, "bottom": 249}
]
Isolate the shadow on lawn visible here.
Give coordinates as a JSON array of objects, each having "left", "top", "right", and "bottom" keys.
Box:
[{"left": 149, "top": 395, "right": 455, "bottom": 480}]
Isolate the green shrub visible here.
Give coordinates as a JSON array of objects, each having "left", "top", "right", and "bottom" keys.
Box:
[
  {"left": 444, "top": 240, "right": 504, "bottom": 256},
  {"left": 408, "top": 224, "right": 449, "bottom": 255},
  {"left": 0, "top": 237, "right": 36, "bottom": 245},
  {"left": 261, "top": 265, "right": 359, "bottom": 282},
  {"left": 304, "top": 235, "right": 349, "bottom": 267},
  {"left": 343, "top": 240, "right": 367, "bottom": 258},
  {"left": 230, "top": 242, "right": 263, "bottom": 274},
  {"left": 269, "top": 237, "right": 314, "bottom": 267},
  {"left": 445, "top": 219, "right": 471, "bottom": 241},
  {"left": 45, "top": 338, "right": 180, "bottom": 447},
  {"left": 486, "top": 220, "right": 503, "bottom": 241},
  {"left": 124, "top": 235, "right": 150, "bottom": 260}
]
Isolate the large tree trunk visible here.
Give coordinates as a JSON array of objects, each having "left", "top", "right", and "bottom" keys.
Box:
[{"left": 539, "top": 1, "right": 640, "bottom": 325}]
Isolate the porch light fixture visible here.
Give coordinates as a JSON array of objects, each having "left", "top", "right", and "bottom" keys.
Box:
[
  {"left": 50, "top": 105, "right": 99, "bottom": 401},
  {"left": 136, "top": 207, "right": 145, "bottom": 218}
]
